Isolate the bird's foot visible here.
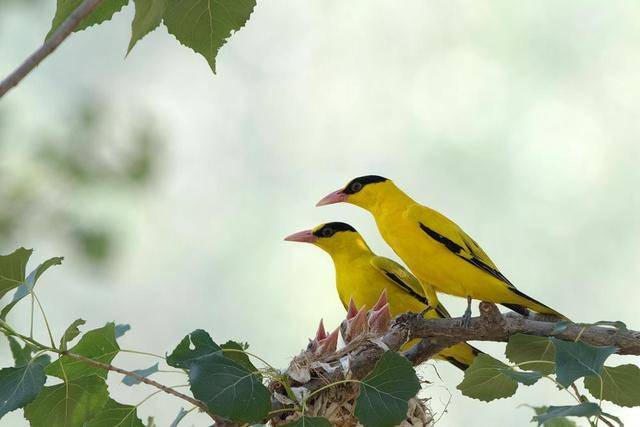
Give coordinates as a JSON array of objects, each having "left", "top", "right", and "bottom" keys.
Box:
[
  {"left": 460, "top": 310, "right": 472, "bottom": 328},
  {"left": 460, "top": 297, "right": 473, "bottom": 328}
]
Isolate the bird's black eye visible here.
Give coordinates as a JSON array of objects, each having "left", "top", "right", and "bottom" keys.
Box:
[
  {"left": 350, "top": 182, "right": 363, "bottom": 193},
  {"left": 322, "top": 227, "right": 334, "bottom": 237}
]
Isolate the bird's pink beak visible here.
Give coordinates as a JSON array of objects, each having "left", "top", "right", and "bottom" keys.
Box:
[
  {"left": 316, "top": 189, "right": 347, "bottom": 206},
  {"left": 284, "top": 229, "right": 318, "bottom": 243}
]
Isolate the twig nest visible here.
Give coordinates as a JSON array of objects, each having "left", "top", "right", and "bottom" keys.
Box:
[{"left": 271, "top": 294, "right": 433, "bottom": 426}]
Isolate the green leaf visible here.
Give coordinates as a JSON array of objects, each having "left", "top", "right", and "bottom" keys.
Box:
[
  {"left": 128, "top": 0, "right": 167, "bottom": 54},
  {"left": 456, "top": 354, "right": 518, "bottom": 401},
  {"left": 0, "top": 356, "right": 48, "bottom": 418},
  {"left": 355, "top": 351, "right": 421, "bottom": 427},
  {"left": 24, "top": 375, "right": 109, "bottom": 427},
  {"left": 530, "top": 407, "right": 577, "bottom": 427},
  {"left": 0, "top": 247, "right": 31, "bottom": 300},
  {"left": 122, "top": 362, "right": 159, "bottom": 386},
  {"left": 47, "top": 323, "right": 119, "bottom": 381},
  {"left": 531, "top": 403, "right": 601, "bottom": 426},
  {"left": 6, "top": 336, "right": 34, "bottom": 367},
  {"left": 281, "top": 416, "right": 332, "bottom": 427},
  {"left": 163, "top": 0, "right": 256, "bottom": 73},
  {"left": 115, "top": 324, "right": 131, "bottom": 338},
  {"left": 502, "top": 369, "right": 542, "bottom": 386},
  {"left": 1, "top": 256, "right": 64, "bottom": 319},
  {"left": 167, "top": 329, "right": 221, "bottom": 369},
  {"left": 47, "top": 0, "right": 130, "bottom": 40},
  {"left": 60, "top": 319, "right": 86, "bottom": 351},
  {"left": 221, "top": 340, "right": 259, "bottom": 375},
  {"left": 551, "top": 338, "right": 617, "bottom": 387},
  {"left": 86, "top": 398, "right": 144, "bottom": 427},
  {"left": 169, "top": 407, "right": 189, "bottom": 427},
  {"left": 505, "top": 334, "right": 556, "bottom": 374},
  {"left": 189, "top": 352, "right": 270, "bottom": 423},
  {"left": 584, "top": 364, "right": 640, "bottom": 407}
]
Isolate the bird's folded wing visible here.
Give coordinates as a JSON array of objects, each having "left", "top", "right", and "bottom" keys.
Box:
[
  {"left": 406, "top": 204, "right": 515, "bottom": 288},
  {"left": 369, "top": 255, "right": 450, "bottom": 319}
]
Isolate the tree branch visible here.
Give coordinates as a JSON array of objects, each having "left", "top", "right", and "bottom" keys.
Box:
[
  {"left": 402, "top": 302, "right": 640, "bottom": 358},
  {"left": 0, "top": 0, "right": 105, "bottom": 98},
  {"left": 273, "top": 302, "right": 640, "bottom": 421},
  {"left": 64, "top": 351, "right": 238, "bottom": 427}
]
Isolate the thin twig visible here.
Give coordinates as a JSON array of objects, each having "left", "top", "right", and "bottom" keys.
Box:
[
  {"left": 64, "top": 351, "right": 236, "bottom": 426},
  {"left": 0, "top": 0, "right": 105, "bottom": 98}
]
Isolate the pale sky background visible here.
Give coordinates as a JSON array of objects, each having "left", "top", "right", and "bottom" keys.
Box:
[{"left": 1, "top": 1, "right": 640, "bottom": 426}]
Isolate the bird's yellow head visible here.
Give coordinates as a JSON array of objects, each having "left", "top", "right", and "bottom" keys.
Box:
[
  {"left": 284, "top": 222, "right": 370, "bottom": 256},
  {"left": 316, "top": 175, "right": 399, "bottom": 212}
]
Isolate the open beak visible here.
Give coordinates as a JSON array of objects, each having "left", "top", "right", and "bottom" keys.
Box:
[
  {"left": 284, "top": 229, "right": 318, "bottom": 243},
  {"left": 316, "top": 189, "right": 347, "bottom": 206}
]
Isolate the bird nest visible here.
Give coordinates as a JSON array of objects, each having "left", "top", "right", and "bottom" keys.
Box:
[{"left": 269, "top": 290, "right": 434, "bottom": 426}]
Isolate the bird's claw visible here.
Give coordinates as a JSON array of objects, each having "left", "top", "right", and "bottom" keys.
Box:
[{"left": 460, "top": 306, "right": 472, "bottom": 328}]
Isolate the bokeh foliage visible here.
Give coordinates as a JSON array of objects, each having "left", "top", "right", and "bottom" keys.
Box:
[{"left": 0, "top": 100, "right": 161, "bottom": 265}]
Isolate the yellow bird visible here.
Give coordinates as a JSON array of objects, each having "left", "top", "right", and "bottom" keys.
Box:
[
  {"left": 285, "top": 221, "right": 480, "bottom": 370},
  {"left": 317, "top": 176, "right": 567, "bottom": 324}
]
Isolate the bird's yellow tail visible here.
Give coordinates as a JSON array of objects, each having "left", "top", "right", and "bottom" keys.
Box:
[{"left": 439, "top": 343, "right": 481, "bottom": 371}]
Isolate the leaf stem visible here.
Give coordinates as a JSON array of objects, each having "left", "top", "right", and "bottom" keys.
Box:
[
  {"left": 30, "top": 293, "right": 35, "bottom": 338},
  {"left": 515, "top": 360, "right": 555, "bottom": 368},
  {"left": 135, "top": 389, "right": 163, "bottom": 407},
  {"left": 63, "top": 351, "right": 219, "bottom": 421},
  {"left": 33, "top": 292, "right": 56, "bottom": 349},
  {"left": 0, "top": 321, "right": 52, "bottom": 351},
  {"left": 120, "top": 348, "right": 166, "bottom": 359},
  {"left": 222, "top": 348, "right": 277, "bottom": 371},
  {"left": 541, "top": 376, "right": 581, "bottom": 404},
  {"left": 157, "top": 369, "right": 188, "bottom": 375},
  {"left": 268, "top": 407, "right": 297, "bottom": 417}
]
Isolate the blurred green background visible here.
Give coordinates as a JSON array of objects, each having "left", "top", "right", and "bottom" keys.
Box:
[{"left": 1, "top": 0, "right": 639, "bottom": 425}]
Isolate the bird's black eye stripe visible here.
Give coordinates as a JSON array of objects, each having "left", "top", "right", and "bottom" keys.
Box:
[
  {"left": 312, "top": 222, "right": 356, "bottom": 238},
  {"left": 343, "top": 175, "right": 387, "bottom": 194}
]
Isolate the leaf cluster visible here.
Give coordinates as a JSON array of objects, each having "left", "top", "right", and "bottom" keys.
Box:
[
  {"left": 2, "top": 247, "right": 639, "bottom": 426},
  {"left": 0, "top": 249, "right": 144, "bottom": 426},
  {"left": 457, "top": 330, "right": 640, "bottom": 426},
  {"left": 0, "top": 248, "right": 426, "bottom": 426},
  {"left": 46, "top": 0, "right": 257, "bottom": 73}
]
